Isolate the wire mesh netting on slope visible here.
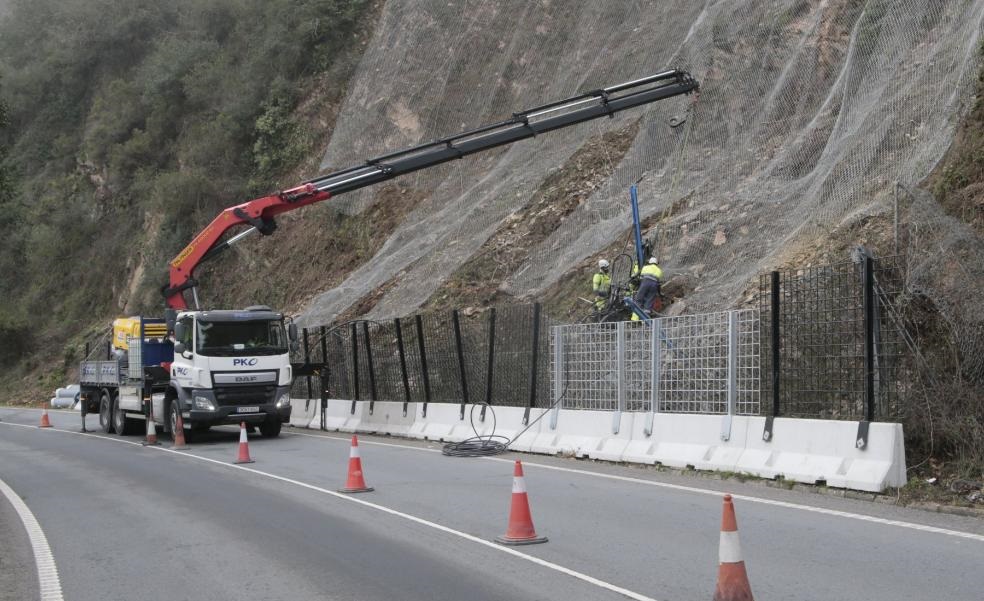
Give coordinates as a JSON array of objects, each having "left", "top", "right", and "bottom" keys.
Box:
[{"left": 299, "top": 0, "right": 983, "bottom": 372}]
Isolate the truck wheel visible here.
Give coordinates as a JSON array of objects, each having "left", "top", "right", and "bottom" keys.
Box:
[
  {"left": 99, "top": 391, "right": 114, "bottom": 434},
  {"left": 168, "top": 401, "right": 192, "bottom": 442},
  {"left": 259, "top": 417, "right": 282, "bottom": 438},
  {"left": 113, "top": 397, "right": 135, "bottom": 436}
]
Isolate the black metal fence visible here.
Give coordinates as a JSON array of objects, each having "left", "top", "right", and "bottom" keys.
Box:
[
  {"left": 291, "top": 256, "right": 910, "bottom": 426},
  {"left": 292, "top": 303, "right": 554, "bottom": 419},
  {"left": 759, "top": 254, "right": 907, "bottom": 421}
]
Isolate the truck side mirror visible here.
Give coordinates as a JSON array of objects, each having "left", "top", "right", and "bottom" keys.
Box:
[
  {"left": 174, "top": 322, "right": 186, "bottom": 341},
  {"left": 288, "top": 322, "right": 298, "bottom": 343},
  {"left": 173, "top": 341, "right": 186, "bottom": 355}
]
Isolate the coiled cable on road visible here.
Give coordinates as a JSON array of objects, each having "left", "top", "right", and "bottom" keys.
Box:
[{"left": 442, "top": 381, "right": 568, "bottom": 458}]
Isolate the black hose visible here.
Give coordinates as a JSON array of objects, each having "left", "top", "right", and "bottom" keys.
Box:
[
  {"left": 442, "top": 380, "right": 568, "bottom": 458},
  {"left": 441, "top": 403, "right": 511, "bottom": 457}
]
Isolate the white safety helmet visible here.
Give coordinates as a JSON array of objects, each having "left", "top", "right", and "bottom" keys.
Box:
[
  {"left": 648, "top": 257, "right": 659, "bottom": 264},
  {"left": 598, "top": 259, "right": 610, "bottom": 269}
]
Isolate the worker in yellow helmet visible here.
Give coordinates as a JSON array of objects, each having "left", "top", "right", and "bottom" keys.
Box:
[
  {"left": 631, "top": 257, "right": 663, "bottom": 320},
  {"left": 592, "top": 259, "right": 612, "bottom": 310}
]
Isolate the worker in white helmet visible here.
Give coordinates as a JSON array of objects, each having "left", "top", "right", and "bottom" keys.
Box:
[
  {"left": 592, "top": 259, "right": 612, "bottom": 310},
  {"left": 631, "top": 257, "right": 663, "bottom": 320}
]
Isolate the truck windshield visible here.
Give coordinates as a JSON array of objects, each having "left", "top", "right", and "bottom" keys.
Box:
[{"left": 195, "top": 319, "right": 288, "bottom": 356}]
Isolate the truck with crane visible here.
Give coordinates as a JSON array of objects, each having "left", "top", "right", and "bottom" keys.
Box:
[{"left": 78, "top": 69, "right": 699, "bottom": 440}]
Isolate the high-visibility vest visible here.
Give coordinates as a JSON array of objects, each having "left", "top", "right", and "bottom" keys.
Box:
[
  {"left": 592, "top": 272, "right": 611, "bottom": 295},
  {"left": 641, "top": 264, "right": 663, "bottom": 281}
]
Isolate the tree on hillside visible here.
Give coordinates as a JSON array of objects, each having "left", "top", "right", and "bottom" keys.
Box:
[
  {"left": 0, "top": 79, "right": 30, "bottom": 363},
  {"left": 0, "top": 0, "right": 371, "bottom": 367},
  {"left": 0, "top": 84, "right": 10, "bottom": 199}
]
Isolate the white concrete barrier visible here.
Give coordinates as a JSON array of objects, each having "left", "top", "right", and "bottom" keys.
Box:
[
  {"left": 288, "top": 397, "right": 319, "bottom": 429},
  {"left": 290, "top": 398, "right": 907, "bottom": 492},
  {"left": 736, "top": 418, "right": 907, "bottom": 492}
]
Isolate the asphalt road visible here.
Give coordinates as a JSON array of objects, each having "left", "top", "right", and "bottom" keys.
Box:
[{"left": 1, "top": 406, "right": 982, "bottom": 601}]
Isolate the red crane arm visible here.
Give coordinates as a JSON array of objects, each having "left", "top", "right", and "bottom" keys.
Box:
[
  {"left": 161, "top": 69, "right": 700, "bottom": 310},
  {"left": 163, "top": 184, "right": 326, "bottom": 310}
]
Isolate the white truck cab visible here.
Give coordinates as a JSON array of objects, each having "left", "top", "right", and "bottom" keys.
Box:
[
  {"left": 80, "top": 307, "right": 296, "bottom": 440},
  {"left": 167, "top": 305, "right": 295, "bottom": 438}
]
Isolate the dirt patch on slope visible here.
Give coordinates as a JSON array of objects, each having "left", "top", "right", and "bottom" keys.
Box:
[
  {"left": 200, "top": 184, "right": 427, "bottom": 313},
  {"left": 414, "top": 119, "right": 642, "bottom": 312}
]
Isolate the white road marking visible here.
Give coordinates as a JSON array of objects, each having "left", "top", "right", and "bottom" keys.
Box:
[
  {"left": 0, "top": 475, "right": 65, "bottom": 601},
  {"left": 288, "top": 430, "right": 444, "bottom": 453},
  {"left": 6, "top": 418, "right": 984, "bottom": 546},
  {"left": 0, "top": 421, "right": 660, "bottom": 601},
  {"left": 288, "top": 428, "right": 984, "bottom": 543}
]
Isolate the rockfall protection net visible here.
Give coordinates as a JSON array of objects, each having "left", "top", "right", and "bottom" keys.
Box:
[{"left": 300, "top": 1, "right": 984, "bottom": 381}]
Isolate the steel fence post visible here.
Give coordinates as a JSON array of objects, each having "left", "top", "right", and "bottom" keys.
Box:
[
  {"left": 523, "top": 303, "right": 543, "bottom": 426},
  {"left": 645, "top": 318, "right": 661, "bottom": 436},
  {"left": 362, "top": 321, "right": 377, "bottom": 415},
  {"left": 857, "top": 256, "right": 876, "bottom": 449},
  {"left": 721, "top": 310, "right": 737, "bottom": 441},
  {"left": 482, "top": 307, "right": 496, "bottom": 422},
  {"left": 303, "top": 327, "right": 312, "bottom": 404},
  {"left": 550, "top": 325, "right": 563, "bottom": 430},
  {"left": 350, "top": 321, "right": 359, "bottom": 415},
  {"left": 764, "top": 270, "right": 781, "bottom": 442},
  {"left": 320, "top": 325, "right": 328, "bottom": 430},
  {"left": 395, "top": 318, "right": 411, "bottom": 417},
  {"left": 863, "top": 257, "right": 875, "bottom": 421},
  {"left": 415, "top": 314, "right": 431, "bottom": 418},
  {"left": 452, "top": 310, "right": 468, "bottom": 420},
  {"left": 614, "top": 321, "right": 624, "bottom": 435}
]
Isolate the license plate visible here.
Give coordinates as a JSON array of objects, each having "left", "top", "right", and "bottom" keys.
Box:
[{"left": 237, "top": 406, "right": 260, "bottom": 413}]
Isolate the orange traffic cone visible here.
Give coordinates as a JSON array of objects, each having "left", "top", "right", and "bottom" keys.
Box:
[
  {"left": 142, "top": 413, "right": 160, "bottom": 446},
  {"left": 39, "top": 403, "right": 53, "bottom": 428},
  {"left": 713, "top": 494, "right": 754, "bottom": 601},
  {"left": 338, "top": 435, "right": 373, "bottom": 493},
  {"left": 171, "top": 411, "right": 188, "bottom": 450},
  {"left": 234, "top": 422, "right": 254, "bottom": 463},
  {"left": 495, "top": 460, "right": 547, "bottom": 545}
]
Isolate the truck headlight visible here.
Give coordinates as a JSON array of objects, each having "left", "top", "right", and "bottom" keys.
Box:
[
  {"left": 194, "top": 396, "right": 216, "bottom": 411},
  {"left": 276, "top": 393, "right": 290, "bottom": 408}
]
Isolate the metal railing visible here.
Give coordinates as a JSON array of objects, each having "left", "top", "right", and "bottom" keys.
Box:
[
  {"left": 550, "top": 310, "right": 760, "bottom": 416},
  {"left": 292, "top": 304, "right": 554, "bottom": 420},
  {"left": 293, "top": 252, "right": 909, "bottom": 432}
]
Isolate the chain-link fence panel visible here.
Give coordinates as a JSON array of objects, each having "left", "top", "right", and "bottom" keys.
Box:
[
  {"left": 760, "top": 255, "right": 906, "bottom": 420},
  {"left": 306, "top": 304, "right": 555, "bottom": 410},
  {"left": 552, "top": 310, "right": 759, "bottom": 415}
]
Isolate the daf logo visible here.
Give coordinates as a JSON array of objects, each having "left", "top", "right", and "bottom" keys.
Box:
[
  {"left": 233, "top": 358, "right": 258, "bottom": 366},
  {"left": 235, "top": 375, "right": 260, "bottom": 383}
]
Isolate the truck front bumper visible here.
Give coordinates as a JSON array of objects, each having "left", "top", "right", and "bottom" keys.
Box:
[{"left": 186, "top": 387, "right": 292, "bottom": 427}]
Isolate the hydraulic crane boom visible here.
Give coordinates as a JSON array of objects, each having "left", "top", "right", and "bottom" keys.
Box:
[{"left": 163, "top": 69, "right": 699, "bottom": 310}]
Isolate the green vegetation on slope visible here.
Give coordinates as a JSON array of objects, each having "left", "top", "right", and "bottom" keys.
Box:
[
  {"left": 930, "top": 39, "right": 984, "bottom": 233},
  {"left": 911, "top": 39, "right": 984, "bottom": 479},
  {"left": 0, "top": 77, "right": 28, "bottom": 366},
  {"left": 0, "top": 0, "right": 371, "bottom": 378}
]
